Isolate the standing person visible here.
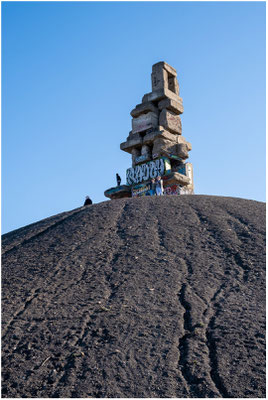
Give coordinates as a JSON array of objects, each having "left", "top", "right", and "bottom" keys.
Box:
[
  {"left": 155, "top": 176, "right": 164, "bottom": 196},
  {"left": 149, "top": 178, "right": 156, "bottom": 196},
  {"left": 116, "top": 173, "right": 121, "bottom": 186},
  {"left": 84, "top": 196, "right": 92, "bottom": 206}
]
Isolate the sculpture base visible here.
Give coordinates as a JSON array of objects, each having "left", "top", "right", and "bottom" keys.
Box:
[{"left": 104, "top": 185, "right": 131, "bottom": 200}]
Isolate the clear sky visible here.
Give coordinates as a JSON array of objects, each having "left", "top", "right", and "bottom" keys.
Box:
[{"left": 2, "top": 1, "right": 266, "bottom": 234}]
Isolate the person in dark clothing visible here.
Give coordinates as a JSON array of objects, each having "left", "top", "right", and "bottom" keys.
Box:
[
  {"left": 149, "top": 178, "right": 156, "bottom": 196},
  {"left": 84, "top": 196, "right": 92, "bottom": 206},
  {"left": 116, "top": 173, "right": 121, "bottom": 186}
]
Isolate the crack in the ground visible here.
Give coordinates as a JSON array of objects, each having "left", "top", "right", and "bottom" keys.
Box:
[
  {"left": 177, "top": 283, "right": 208, "bottom": 396},
  {"left": 206, "top": 316, "right": 229, "bottom": 398},
  {"left": 203, "top": 285, "right": 230, "bottom": 398}
]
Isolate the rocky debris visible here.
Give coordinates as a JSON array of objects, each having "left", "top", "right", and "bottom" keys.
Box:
[{"left": 2, "top": 195, "right": 266, "bottom": 398}]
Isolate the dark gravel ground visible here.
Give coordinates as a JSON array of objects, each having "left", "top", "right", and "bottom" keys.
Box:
[{"left": 2, "top": 195, "right": 266, "bottom": 398}]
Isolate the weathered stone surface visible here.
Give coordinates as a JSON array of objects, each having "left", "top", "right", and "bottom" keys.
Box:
[
  {"left": 152, "top": 137, "right": 189, "bottom": 160},
  {"left": 131, "top": 102, "right": 159, "bottom": 118},
  {"left": 135, "top": 153, "right": 151, "bottom": 165},
  {"left": 152, "top": 137, "right": 176, "bottom": 155},
  {"left": 131, "top": 148, "right": 141, "bottom": 166},
  {"left": 163, "top": 171, "right": 190, "bottom": 186},
  {"left": 177, "top": 144, "right": 189, "bottom": 159},
  {"left": 120, "top": 134, "right": 143, "bottom": 153},
  {"left": 152, "top": 62, "right": 179, "bottom": 95},
  {"left": 185, "top": 162, "right": 194, "bottom": 186},
  {"left": 142, "top": 129, "right": 165, "bottom": 145},
  {"left": 142, "top": 88, "right": 180, "bottom": 104},
  {"left": 158, "top": 98, "right": 184, "bottom": 115},
  {"left": 159, "top": 109, "right": 182, "bottom": 135},
  {"left": 132, "top": 112, "right": 159, "bottom": 134},
  {"left": 151, "top": 64, "right": 168, "bottom": 92},
  {"left": 177, "top": 135, "right": 192, "bottom": 151},
  {"left": 140, "top": 129, "right": 191, "bottom": 152},
  {"left": 111, "top": 62, "right": 193, "bottom": 197}
]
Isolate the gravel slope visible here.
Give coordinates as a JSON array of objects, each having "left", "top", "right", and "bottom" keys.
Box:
[{"left": 2, "top": 195, "right": 266, "bottom": 398}]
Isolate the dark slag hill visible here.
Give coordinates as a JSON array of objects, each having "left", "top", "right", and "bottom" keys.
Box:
[{"left": 2, "top": 195, "right": 266, "bottom": 398}]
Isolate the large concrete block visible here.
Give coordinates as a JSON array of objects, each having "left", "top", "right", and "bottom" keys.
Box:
[
  {"left": 104, "top": 185, "right": 131, "bottom": 200},
  {"left": 152, "top": 137, "right": 189, "bottom": 160},
  {"left": 158, "top": 98, "right": 184, "bottom": 115},
  {"left": 142, "top": 129, "right": 165, "bottom": 145},
  {"left": 177, "top": 143, "right": 189, "bottom": 159},
  {"left": 132, "top": 112, "right": 159, "bottom": 134},
  {"left": 163, "top": 171, "right": 190, "bottom": 186},
  {"left": 151, "top": 65, "right": 168, "bottom": 92},
  {"left": 152, "top": 62, "right": 179, "bottom": 95},
  {"left": 120, "top": 134, "right": 143, "bottom": 153},
  {"left": 152, "top": 137, "right": 176, "bottom": 156},
  {"left": 159, "top": 109, "right": 182, "bottom": 134},
  {"left": 142, "top": 88, "right": 180, "bottom": 104},
  {"left": 131, "top": 148, "right": 141, "bottom": 166},
  {"left": 177, "top": 135, "right": 192, "bottom": 151},
  {"left": 130, "top": 102, "right": 159, "bottom": 118}
]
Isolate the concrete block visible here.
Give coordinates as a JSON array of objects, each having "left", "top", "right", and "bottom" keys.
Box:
[
  {"left": 177, "top": 135, "right": 192, "bottom": 151},
  {"left": 152, "top": 62, "right": 179, "bottom": 95},
  {"left": 158, "top": 98, "right": 184, "bottom": 115},
  {"left": 151, "top": 65, "right": 168, "bottom": 91},
  {"left": 142, "top": 131, "right": 160, "bottom": 145},
  {"left": 120, "top": 134, "right": 143, "bottom": 153},
  {"left": 132, "top": 112, "right": 159, "bottom": 134},
  {"left": 177, "top": 143, "right": 189, "bottom": 159},
  {"left": 104, "top": 185, "right": 131, "bottom": 200},
  {"left": 159, "top": 109, "right": 182, "bottom": 134},
  {"left": 131, "top": 102, "right": 159, "bottom": 118},
  {"left": 162, "top": 171, "right": 190, "bottom": 186},
  {"left": 142, "top": 88, "right": 180, "bottom": 104},
  {"left": 131, "top": 148, "right": 141, "bottom": 166},
  {"left": 152, "top": 137, "right": 189, "bottom": 160},
  {"left": 185, "top": 162, "right": 194, "bottom": 186}
]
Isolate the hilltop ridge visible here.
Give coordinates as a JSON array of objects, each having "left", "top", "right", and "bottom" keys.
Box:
[{"left": 2, "top": 195, "right": 266, "bottom": 398}]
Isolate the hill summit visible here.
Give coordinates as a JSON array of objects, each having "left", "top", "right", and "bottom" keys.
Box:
[{"left": 2, "top": 195, "right": 265, "bottom": 398}]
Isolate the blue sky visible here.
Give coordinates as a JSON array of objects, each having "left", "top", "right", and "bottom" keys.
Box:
[{"left": 2, "top": 1, "right": 266, "bottom": 234}]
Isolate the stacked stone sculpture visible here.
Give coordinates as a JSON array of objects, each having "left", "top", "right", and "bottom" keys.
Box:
[{"left": 104, "top": 62, "right": 194, "bottom": 199}]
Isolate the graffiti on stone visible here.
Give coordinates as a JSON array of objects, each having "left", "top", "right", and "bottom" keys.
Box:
[
  {"left": 132, "top": 183, "right": 150, "bottom": 197},
  {"left": 126, "top": 157, "right": 171, "bottom": 185},
  {"left": 135, "top": 154, "right": 149, "bottom": 164},
  {"left": 164, "top": 184, "right": 181, "bottom": 196},
  {"left": 164, "top": 184, "right": 193, "bottom": 196},
  {"left": 177, "top": 164, "right": 186, "bottom": 176}
]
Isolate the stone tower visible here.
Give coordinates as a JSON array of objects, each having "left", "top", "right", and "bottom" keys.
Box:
[{"left": 104, "top": 62, "right": 193, "bottom": 199}]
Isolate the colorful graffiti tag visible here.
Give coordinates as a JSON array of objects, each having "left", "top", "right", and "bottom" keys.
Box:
[
  {"left": 164, "top": 184, "right": 193, "bottom": 196},
  {"left": 132, "top": 183, "right": 151, "bottom": 197},
  {"left": 126, "top": 157, "right": 171, "bottom": 185}
]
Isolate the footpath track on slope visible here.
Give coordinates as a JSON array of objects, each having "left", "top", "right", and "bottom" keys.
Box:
[{"left": 2, "top": 195, "right": 266, "bottom": 398}]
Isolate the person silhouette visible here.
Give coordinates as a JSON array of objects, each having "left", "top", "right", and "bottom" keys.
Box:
[
  {"left": 116, "top": 173, "right": 121, "bottom": 186},
  {"left": 84, "top": 196, "right": 92, "bottom": 206}
]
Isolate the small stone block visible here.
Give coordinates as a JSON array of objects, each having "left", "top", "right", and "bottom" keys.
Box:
[{"left": 158, "top": 98, "right": 184, "bottom": 115}]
